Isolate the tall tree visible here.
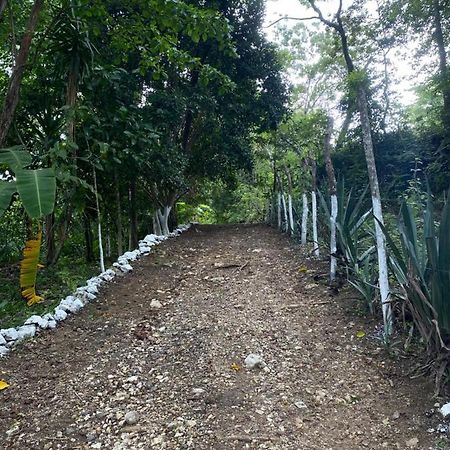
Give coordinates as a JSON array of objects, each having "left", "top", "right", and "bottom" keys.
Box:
[
  {"left": 305, "top": 0, "right": 392, "bottom": 336},
  {"left": 0, "top": 0, "right": 44, "bottom": 145}
]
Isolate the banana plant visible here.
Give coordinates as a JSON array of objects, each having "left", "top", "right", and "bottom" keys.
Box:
[{"left": 0, "top": 146, "right": 56, "bottom": 305}]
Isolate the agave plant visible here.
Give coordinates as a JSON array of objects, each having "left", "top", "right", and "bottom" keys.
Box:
[
  {"left": 0, "top": 146, "right": 56, "bottom": 305},
  {"left": 383, "top": 195, "right": 450, "bottom": 350},
  {"left": 319, "top": 180, "right": 375, "bottom": 311}
]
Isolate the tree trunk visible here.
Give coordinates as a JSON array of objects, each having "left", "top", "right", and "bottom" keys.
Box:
[
  {"left": 66, "top": 64, "right": 79, "bottom": 142},
  {"left": 281, "top": 193, "right": 288, "bottom": 233},
  {"left": 323, "top": 116, "right": 338, "bottom": 281},
  {"left": 83, "top": 214, "right": 94, "bottom": 262},
  {"left": 288, "top": 194, "right": 294, "bottom": 235},
  {"left": 432, "top": 0, "right": 450, "bottom": 155},
  {"left": 157, "top": 206, "right": 171, "bottom": 236},
  {"left": 153, "top": 210, "right": 162, "bottom": 235},
  {"left": 45, "top": 212, "right": 56, "bottom": 265},
  {"left": 308, "top": 0, "right": 393, "bottom": 336},
  {"left": 311, "top": 159, "right": 319, "bottom": 257},
  {"left": 114, "top": 169, "right": 123, "bottom": 255},
  {"left": 0, "top": 0, "right": 44, "bottom": 146},
  {"left": 129, "top": 179, "right": 138, "bottom": 249},
  {"left": 284, "top": 166, "right": 294, "bottom": 235},
  {"left": 356, "top": 86, "right": 392, "bottom": 334},
  {"left": 105, "top": 231, "right": 111, "bottom": 258},
  {"left": 93, "top": 167, "right": 105, "bottom": 273},
  {"left": 301, "top": 193, "right": 308, "bottom": 245},
  {"left": 277, "top": 192, "right": 282, "bottom": 230},
  {"left": 48, "top": 205, "right": 71, "bottom": 266},
  {"left": 0, "top": 0, "right": 7, "bottom": 21}
]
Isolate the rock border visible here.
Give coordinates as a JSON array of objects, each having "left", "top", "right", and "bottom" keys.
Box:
[{"left": 0, "top": 224, "right": 191, "bottom": 356}]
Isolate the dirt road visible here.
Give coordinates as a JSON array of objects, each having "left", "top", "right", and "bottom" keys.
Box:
[{"left": 0, "top": 225, "right": 440, "bottom": 449}]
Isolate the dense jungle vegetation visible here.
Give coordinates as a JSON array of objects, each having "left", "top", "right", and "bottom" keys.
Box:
[{"left": 0, "top": 0, "right": 449, "bottom": 390}]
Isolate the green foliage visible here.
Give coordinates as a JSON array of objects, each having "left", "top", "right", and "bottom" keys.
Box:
[
  {"left": 319, "top": 180, "right": 375, "bottom": 312},
  {"left": 176, "top": 202, "right": 216, "bottom": 224},
  {"left": 0, "top": 258, "right": 99, "bottom": 329},
  {"left": 15, "top": 168, "right": 57, "bottom": 218},
  {"left": 0, "top": 201, "right": 26, "bottom": 264},
  {"left": 382, "top": 194, "right": 450, "bottom": 353},
  {"left": 0, "top": 147, "right": 56, "bottom": 219}
]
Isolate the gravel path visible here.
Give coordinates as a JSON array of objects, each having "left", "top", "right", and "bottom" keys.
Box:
[{"left": 0, "top": 225, "right": 440, "bottom": 449}]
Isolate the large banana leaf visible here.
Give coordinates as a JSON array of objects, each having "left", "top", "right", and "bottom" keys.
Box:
[
  {"left": 0, "top": 146, "right": 31, "bottom": 169},
  {"left": 0, "top": 180, "right": 17, "bottom": 216},
  {"left": 16, "top": 168, "right": 56, "bottom": 218},
  {"left": 20, "top": 230, "right": 44, "bottom": 306}
]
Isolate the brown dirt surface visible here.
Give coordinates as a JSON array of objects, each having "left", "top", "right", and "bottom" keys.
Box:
[{"left": 0, "top": 225, "right": 447, "bottom": 449}]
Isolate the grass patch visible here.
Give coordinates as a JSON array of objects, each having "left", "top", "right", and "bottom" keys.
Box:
[{"left": 0, "top": 256, "right": 101, "bottom": 329}]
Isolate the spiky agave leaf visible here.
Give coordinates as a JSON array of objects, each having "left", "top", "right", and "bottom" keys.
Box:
[{"left": 20, "top": 230, "right": 44, "bottom": 306}]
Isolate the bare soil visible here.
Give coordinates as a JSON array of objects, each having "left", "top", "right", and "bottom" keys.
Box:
[{"left": 0, "top": 225, "right": 446, "bottom": 449}]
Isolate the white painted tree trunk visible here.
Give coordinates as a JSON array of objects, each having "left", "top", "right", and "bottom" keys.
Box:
[
  {"left": 330, "top": 194, "right": 338, "bottom": 281},
  {"left": 281, "top": 193, "right": 288, "bottom": 233},
  {"left": 153, "top": 211, "right": 162, "bottom": 236},
  {"left": 356, "top": 87, "right": 392, "bottom": 336},
  {"left": 288, "top": 194, "right": 294, "bottom": 235},
  {"left": 311, "top": 191, "right": 319, "bottom": 257},
  {"left": 93, "top": 167, "right": 105, "bottom": 273},
  {"left": 301, "top": 193, "right": 308, "bottom": 245},
  {"left": 157, "top": 205, "right": 172, "bottom": 236},
  {"left": 277, "top": 192, "right": 282, "bottom": 230},
  {"left": 372, "top": 195, "right": 391, "bottom": 334}
]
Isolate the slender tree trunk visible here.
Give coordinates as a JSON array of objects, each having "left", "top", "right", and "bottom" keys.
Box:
[
  {"left": 105, "top": 231, "right": 111, "bottom": 258},
  {"left": 45, "top": 212, "right": 56, "bottom": 265},
  {"left": 284, "top": 167, "right": 294, "bottom": 234},
  {"left": 0, "top": 0, "right": 44, "bottom": 146},
  {"left": 311, "top": 160, "right": 319, "bottom": 257},
  {"left": 114, "top": 169, "right": 123, "bottom": 255},
  {"left": 49, "top": 205, "right": 71, "bottom": 266},
  {"left": 0, "top": 0, "right": 7, "bottom": 21},
  {"left": 301, "top": 193, "right": 308, "bottom": 245},
  {"left": 323, "top": 116, "right": 338, "bottom": 281},
  {"left": 356, "top": 86, "right": 392, "bottom": 334},
  {"left": 432, "top": 0, "right": 450, "bottom": 155},
  {"left": 153, "top": 211, "right": 162, "bottom": 235},
  {"left": 288, "top": 194, "right": 294, "bottom": 234},
  {"left": 66, "top": 65, "right": 79, "bottom": 142},
  {"left": 93, "top": 167, "right": 105, "bottom": 272},
  {"left": 308, "top": 0, "right": 393, "bottom": 335},
  {"left": 281, "top": 193, "right": 288, "bottom": 233},
  {"left": 129, "top": 179, "right": 138, "bottom": 248},
  {"left": 277, "top": 192, "right": 282, "bottom": 230},
  {"left": 83, "top": 214, "right": 94, "bottom": 262}
]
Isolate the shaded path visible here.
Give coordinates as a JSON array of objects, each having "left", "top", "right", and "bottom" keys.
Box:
[{"left": 0, "top": 225, "right": 436, "bottom": 449}]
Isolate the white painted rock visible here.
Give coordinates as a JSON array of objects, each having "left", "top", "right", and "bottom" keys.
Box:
[
  {"left": 143, "top": 234, "right": 158, "bottom": 244},
  {"left": 86, "top": 285, "right": 98, "bottom": 294},
  {"left": 16, "top": 325, "right": 36, "bottom": 341},
  {"left": 0, "top": 333, "right": 6, "bottom": 346},
  {"left": 59, "top": 297, "right": 83, "bottom": 313},
  {"left": 244, "top": 353, "right": 265, "bottom": 369},
  {"left": 440, "top": 403, "right": 450, "bottom": 418},
  {"left": 0, "top": 345, "right": 9, "bottom": 356},
  {"left": 120, "top": 264, "right": 133, "bottom": 273},
  {"left": 53, "top": 308, "right": 68, "bottom": 322},
  {"left": 1, "top": 328, "right": 19, "bottom": 341},
  {"left": 24, "top": 315, "right": 48, "bottom": 329},
  {"left": 150, "top": 299, "right": 163, "bottom": 310}
]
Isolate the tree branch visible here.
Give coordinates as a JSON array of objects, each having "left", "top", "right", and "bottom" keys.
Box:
[
  {"left": 307, "top": 0, "right": 340, "bottom": 31},
  {"left": 265, "top": 15, "right": 320, "bottom": 28}
]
